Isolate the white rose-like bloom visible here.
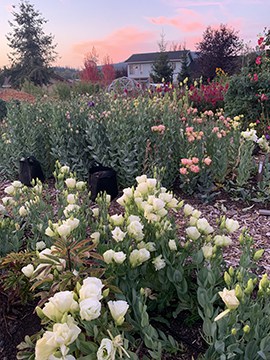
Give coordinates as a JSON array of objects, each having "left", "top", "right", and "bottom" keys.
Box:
[
  {"left": 19, "top": 206, "right": 28, "bottom": 217},
  {"left": 189, "top": 216, "right": 198, "bottom": 226},
  {"left": 129, "top": 248, "right": 150, "bottom": 267},
  {"left": 35, "top": 331, "right": 58, "bottom": 360},
  {"left": 12, "top": 180, "right": 23, "bottom": 188},
  {"left": 22, "top": 264, "right": 34, "bottom": 277},
  {"left": 4, "top": 185, "right": 15, "bottom": 195},
  {"left": 183, "top": 204, "right": 194, "bottom": 216},
  {"left": 92, "top": 207, "right": 99, "bottom": 218},
  {"left": 97, "top": 338, "right": 116, "bottom": 360},
  {"left": 214, "top": 235, "right": 232, "bottom": 247},
  {"left": 113, "top": 251, "right": 126, "bottom": 264},
  {"left": 103, "top": 249, "right": 115, "bottom": 264},
  {"left": 56, "top": 223, "right": 72, "bottom": 238},
  {"left": 63, "top": 204, "right": 80, "bottom": 217},
  {"left": 65, "top": 217, "right": 80, "bottom": 231},
  {"left": 108, "top": 300, "right": 129, "bottom": 325},
  {"left": 146, "top": 178, "right": 157, "bottom": 188},
  {"left": 45, "top": 226, "right": 56, "bottom": 237},
  {"left": 168, "top": 239, "right": 177, "bottom": 251},
  {"left": 136, "top": 174, "right": 147, "bottom": 184},
  {"left": 42, "top": 291, "right": 79, "bottom": 322},
  {"left": 79, "top": 277, "right": 104, "bottom": 301},
  {"left": 52, "top": 315, "right": 81, "bottom": 346},
  {"left": 128, "top": 215, "right": 140, "bottom": 223},
  {"left": 136, "top": 182, "right": 149, "bottom": 195},
  {"left": 76, "top": 181, "right": 86, "bottom": 190},
  {"left": 202, "top": 244, "right": 214, "bottom": 259},
  {"left": 2, "top": 196, "right": 15, "bottom": 205},
  {"left": 152, "top": 198, "right": 165, "bottom": 211},
  {"left": 241, "top": 129, "right": 258, "bottom": 142},
  {"left": 36, "top": 241, "right": 46, "bottom": 251},
  {"left": 144, "top": 242, "right": 156, "bottom": 252},
  {"left": 117, "top": 187, "right": 133, "bottom": 206},
  {"left": 186, "top": 226, "right": 201, "bottom": 241},
  {"left": 110, "top": 214, "right": 124, "bottom": 226},
  {"left": 225, "top": 218, "right": 240, "bottom": 233},
  {"left": 91, "top": 231, "right": 100, "bottom": 245},
  {"left": 127, "top": 220, "right": 144, "bottom": 241},
  {"left": 39, "top": 247, "right": 52, "bottom": 259},
  {"left": 60, "top": 165, "right": 70, "bottom": 173},
  {"left": 196, "top": 218, "right": 214, "bottom": 234},
  {"left": 218, "top": 288, "right": 240, "bottom": 310},
  {"left": 152, "top": 255, "right": 166, "bottom": 271},
  {"left": 79, "top": 298, "right": 101, "bottom": 321},
  {"left": 65, "top": 178, "right": 76, "bottom": 189},
  {"left": 192, "top": 209, "right": 202, "bottom": 219},
  {"left": 111, "top": 227, "right": 126, "bottom": 242},
  {"left": 159, "top": 192, "right": 173, "bottom": 203},
  {"left": 67, "top": 194, "right": 76, "bottom": 204}
]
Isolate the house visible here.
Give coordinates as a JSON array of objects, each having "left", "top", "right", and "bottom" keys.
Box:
[{"left": 125, "top": 50, "right": 198, "bottom": 84}]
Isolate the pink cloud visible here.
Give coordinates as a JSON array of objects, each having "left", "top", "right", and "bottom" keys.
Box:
[
  {"left": 146, "top": 8, "right": 206, "bottom": 32},
  {"left": 70, "top": 27, "right": 156, "bottom": 66}
]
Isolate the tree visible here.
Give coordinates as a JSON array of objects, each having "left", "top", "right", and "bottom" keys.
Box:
[
  {"left": 80, "top": 47, "right": 100, "bottom": 83},
  {"left": 6, "top": 1, "right": 57, "bottom": 86},
  {"left": 101, "top": 56, "right": 115, "bottom": 86},
  {"left": 196, "top": 24, "right": 242, "bottom": 80},
  {"left": 177, "top": 48, "right": 190, "bottom": 84},
  {"left": 150, "top": 32, "right": 174, "bottom": 83}
]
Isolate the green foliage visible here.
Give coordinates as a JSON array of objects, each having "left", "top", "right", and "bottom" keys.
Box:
[
  {"left": 5, "top": 1, "right": 57, "bottom": 86},
  {"left": 150, "top": 52, "right": 174, "bottom": 83},
  {"left": 0, "top": 98, "right": 7, "bottom": 120}
]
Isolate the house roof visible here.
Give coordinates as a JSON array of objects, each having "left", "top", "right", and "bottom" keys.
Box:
[{"left": 125, "top": 50, "right": 190, "bottom": 63}]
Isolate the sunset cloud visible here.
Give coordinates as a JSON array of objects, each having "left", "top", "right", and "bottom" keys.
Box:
[{"left": 71, "top": 27, "right": 156, "bottom": 66}]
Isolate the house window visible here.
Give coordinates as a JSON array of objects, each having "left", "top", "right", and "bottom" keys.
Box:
[{"left": 129, "top": 64, "right": 142, "bottom": 75}]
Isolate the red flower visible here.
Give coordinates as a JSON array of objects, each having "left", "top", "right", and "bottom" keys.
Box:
[
  {"left": 253, "top": 73, "right": 258, "bottom": 82},
  {"left": 255, "top": 56, "right": 262, "bottom": 65},
  {"left": 258, "top": 37, "right": 264, "bottom": 46},
  {"left": 261, "top": 94, "right": 268, "bottom": 102}
]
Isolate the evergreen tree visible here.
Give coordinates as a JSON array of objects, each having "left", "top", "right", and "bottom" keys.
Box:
[
  {"left": 150, "top": 33, "right": 174, "bottom": 83},
  {"left": 6, "top": 1, "right": 57, "bottom": 86},
  {"left": 177, "top": 48, "right": 190, "bottom": 83}
]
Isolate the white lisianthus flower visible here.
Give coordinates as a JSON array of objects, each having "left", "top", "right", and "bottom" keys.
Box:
[
  {"left": 65, "top": 178, "right": 76, "bottom": 189},
  {"left": 79, "top": 277, "right": 104, "bottom": 301},
  {"left": 225, "top": 218, "right": 240, "bottom": 233},
  {"left": 76, "top": 181, "right": 86, "bottom": 190},
  {"left": 97, "top": 338, "right": 116, "bottom": 360},
  {"left": 45, "top": 226, "right": 56, "bottom": 237},
  {"left": 63, "top": 204, "right": 80, "bottom": 217},
  {"left": 103, "top": 249, "right": 115, "bottom": 264},
  {"left": 241, "top": 129, "right": 258, "bottom": 142},
  {"left": 111, "top": 227, "right": 126, "bottom": 242},
  {"left": 4, "top": 185, "right": 15, "bottom": 195},
  {"left": 52, "top": 315, "right": 81, "bottom": 346},
  {"left": 36, "top": 241, "right": 46, "bottom": 251},
  {"left": 218, "top": 288, "right": 240, "bottom": 310},
  {"left": 183, "top": 204, "right": 194, "bottom": 216},
  {"left": 167, "top": 197, "right": 179, "bottom": 209},
  {"left": 2, "top": 196, "right": 15, "bottom": 205},
  {"left": 153, "top": 198, "right": 165, "bottom": 211},
  {"left": 117, "top": 187, "right": 133, "bottom": 206},
  {"left": 128, "top": 215, "right": 140, "bottom": 223},
  {"left": 136, "top": 182, "right": 149, "bottom": 195},
  {"left": 214, "top": 235, "right": 232, "bottom": 247},
  {"left": 35, "top": 332, "right": 58, "bottom": 360},
  {"left": 108, "top": 300, "right": 129, "bottom": 326},
  {"left": 189, "top": 216, "right": 198, "bottom": 226},
  {"left": 21, "top": 264, "right": 34, "bottom": 278},
  {"left": 196, "top": 218, "right": 214, "bottom": 234},
  {"left": 192, "top": 209, "right": 202, "bottom": 219},
  {"left": 65, "top": 217, "right": 80, "bottom": 231},
  {"left": 168, "top": 239, "right": 177, "bottom": 251},
  {"left": 159, "top": 192, "right": 173, "bottom": 203},
  {"left": 146, "top": 178, "right": 157, "bottom": 188},
  {"left": 60, "top": 165, "right": 70, "bottom": 173},
  {"left": 152, "top": 255, "right": 166, "bottom": 271},
  {"left": 113, "top": 251, "right": 126, "bottom": 264},
  {"left": 91, "top": 231, "right": 100, "bottom": 245},
  {"left": 56, "top": 223, "right": 72, "bottom": 238},
  {"left": 67, "top": 194, "right": 76, "bottom": 204},
  {"left": 92, "top": 207, "right": 99, "bottom": 218},
  {"left": 144, "top": 242, "right": 156, "bottom": 252},
  {"left": 136, "top": 175, "right": 147, "bottom": 183},
  {"left": 12, "top": 180, "right": 23, "bottom": 188},
  {"left": 186, "top": 226, "right": 201, "bottom": 241},
  {"left": 79, "top": 298, "right": 101, "bottom": 321},
  {"left": 0, "top": 204, "right": 6, "bottom": 213},
  {"left": 129, "top": 248, "right": 150, "bottom": 267},
  {"left": 127, "top": 220, "right": 144, "bottom": 241},
  {"left": 110, "top": 214, "right": 124, "bottom": 226},
  {"left": 42, "top": 291, "right": 79, "bottom": 322},
  {"left": 33, "top": 184, "right": 43, "bottom": 194},
  {"left": 19, "top": 206, "right": 28, "bottom": 217},
  {"left": 202, "top": 244, "right": 214, "bottom": 260}
]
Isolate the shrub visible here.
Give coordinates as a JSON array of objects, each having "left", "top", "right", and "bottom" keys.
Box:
[{"left": 0, "top": 98, "right": 7, "bottom": 120}]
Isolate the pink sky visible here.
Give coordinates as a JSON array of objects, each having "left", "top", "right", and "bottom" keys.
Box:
[{"left": 0, "top": 0, "right": 268, "bottom": 68}]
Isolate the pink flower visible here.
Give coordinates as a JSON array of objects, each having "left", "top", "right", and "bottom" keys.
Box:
[
  {"left": 187, "top": 136, "right": 195, "bottom": 142},
  {"left": 186, "top": 126, "right": 194, "bottom": 133},
  {"left": 253, "top": 73, "right": 258, "bottom": 82},
  {"left": 258, "top": 37, "right": 264, "bottom": 46},
  {"left": 190, "top": 165, "right": 200, "bottom": 173},
  {"left": 204, "top": 157, "right": 212, "bottom": 166},
  {"left": 181, "top": 158, "right": 189, "bottom": 165},
  {"left": 261, "top": 94, "right": 268, "bottom": 102},
  {"left": 255, "top": 56, "right": 262, "bottom": 65},
  {"left": 186, "top": 159, "right": 193, "bottom": 166},
  {"left": 192, "top": 157, "right": 199, "bottom": 164},
  {"left": 180, "top": 167, "right": 188, "bottom": 175}
]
